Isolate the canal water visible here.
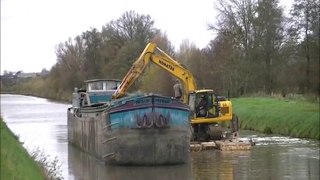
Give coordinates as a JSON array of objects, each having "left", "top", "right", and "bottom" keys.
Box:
[{"left": 1, "top": 94, "right": 319, "bottom": 180}]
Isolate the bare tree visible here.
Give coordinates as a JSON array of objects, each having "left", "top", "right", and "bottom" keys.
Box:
[{"left": 289, "top": 0, "right": 319, "bottom": 94}]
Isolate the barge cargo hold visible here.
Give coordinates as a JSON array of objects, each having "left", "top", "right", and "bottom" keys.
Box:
[{"left": 67, "top": 79, "right": 191, "bottom": 165}]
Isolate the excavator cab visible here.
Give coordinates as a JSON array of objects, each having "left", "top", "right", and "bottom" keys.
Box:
[
  {"left": 188, "top": 90, "right": 219, "bottom": 119},
  {"left": 189, "top": 90, "right": 235, "bottom": 141}
]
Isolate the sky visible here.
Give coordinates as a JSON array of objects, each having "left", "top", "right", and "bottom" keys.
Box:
[{"left": 1, "top": 0, "right": 293, "bottom": 74}]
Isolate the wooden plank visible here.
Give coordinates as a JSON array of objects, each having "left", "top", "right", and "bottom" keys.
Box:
[
  {"left": 215, "top": 140, "right": 252, "bottom": 151},
  {"left": 190, "top": 141, "right": 217, "bottom": 152},
  {"left": 190, "top": 139, "right": 253, "bottom": 152}
]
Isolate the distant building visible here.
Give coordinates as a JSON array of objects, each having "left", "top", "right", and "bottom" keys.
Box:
[
  {"left": 0, "top": 69, "right": 50, "bottom": 87},
  {"left": 15, "top": 72, "right": 37, "bottom": 78},
  {"left": 14, "top": 70, "right": 50, "bottom": 78},
  {"left": 38, "top": 69, "right": 50, "bottom": 77}
]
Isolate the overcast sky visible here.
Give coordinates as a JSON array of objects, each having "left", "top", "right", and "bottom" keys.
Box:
[{"left": 1, "top": 0, "right": 292, "bottom": 74}]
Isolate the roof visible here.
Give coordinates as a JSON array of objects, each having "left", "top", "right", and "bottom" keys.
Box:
[
  {"left": 195, "top": 89, "right": 214, "bottom": 93},
  {"left": 84, "top": 79, "right": 121, "bottom": 83}
]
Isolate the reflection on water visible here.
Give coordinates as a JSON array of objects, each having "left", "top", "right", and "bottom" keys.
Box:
[
  {"left": 191, "top": 150, "right": 248, "bottom": 180},
  {"left": 1, "top": 94, "right": 319, "bottom": 180},
  {"left": 68, "top": 144, "right": 192, "bottom": 180}
]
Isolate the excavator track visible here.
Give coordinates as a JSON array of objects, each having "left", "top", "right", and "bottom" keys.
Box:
[{"left": 208, "top": 124, "right": 223, "bottom": 140}]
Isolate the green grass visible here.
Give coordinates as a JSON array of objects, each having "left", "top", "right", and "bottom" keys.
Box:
[
  {"left": 232, "top": 97, "right": 320, "bottom": 139},
  {"left": 0, "top": 119, "right": 45, "bottom": 180}
]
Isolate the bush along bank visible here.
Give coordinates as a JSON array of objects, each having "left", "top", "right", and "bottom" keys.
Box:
[
  {"left": 0, "top": 118, "right": 63, "bottom": 179},
  {"left": 0, "top": 76, "right": 72, "bottom": 102},
  {"left": 232, "top": 97, "right": 320, "bottom": 140}
]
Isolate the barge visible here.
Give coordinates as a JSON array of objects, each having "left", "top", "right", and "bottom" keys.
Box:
[{"left": 67, "top": 79, "right": 191, "bottom": 165}]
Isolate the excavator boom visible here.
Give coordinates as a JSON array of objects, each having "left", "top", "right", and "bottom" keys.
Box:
[
  {"left": 112, "top": 43, "right": 155, "bottom": 99},
  {"left": 113, "top": 42, "right": 197, "bottom": 103}
]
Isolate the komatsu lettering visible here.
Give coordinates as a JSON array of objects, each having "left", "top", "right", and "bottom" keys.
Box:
[{"left": 159, "top": 60, "right": 174, "bottom": 71}]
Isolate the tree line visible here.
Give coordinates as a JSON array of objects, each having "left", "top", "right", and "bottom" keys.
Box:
[{"left": 2, "top": 0, "right": 319, "bottom": 100}]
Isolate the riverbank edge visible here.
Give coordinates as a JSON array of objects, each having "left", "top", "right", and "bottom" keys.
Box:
[
  {"left": 0, "top": 91, "right": 71, "bottom": 103},
  {"left": 0, "top": 118, "right": 46, "bottom": 180},
  {"left": 1, "top": 93, "right": 319, "bottom": 140}
]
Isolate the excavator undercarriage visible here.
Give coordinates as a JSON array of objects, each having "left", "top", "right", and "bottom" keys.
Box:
[{"left": 192, "top": 113, "right": 240, "bottom": 142}]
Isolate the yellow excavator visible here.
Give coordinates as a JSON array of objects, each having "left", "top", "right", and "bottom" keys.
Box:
[{"left": 112, "top": 42, "right": 239, "bottom": 141}]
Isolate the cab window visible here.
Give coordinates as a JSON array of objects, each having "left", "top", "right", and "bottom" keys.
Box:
[
  {"left": 206, "top": 93, "right": 213, "bottom": 107},
  {"left": 188, "top": 94, "right": 196, "bottom": 112}
]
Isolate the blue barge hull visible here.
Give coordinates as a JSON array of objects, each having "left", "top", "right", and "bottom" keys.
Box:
[{"left": 68, "top": 93, "right": 191, "bottom": 165}]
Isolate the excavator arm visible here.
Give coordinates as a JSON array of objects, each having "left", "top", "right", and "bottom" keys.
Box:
[{"left": 112, "top": 42, "right": 197, "bottom": 103}]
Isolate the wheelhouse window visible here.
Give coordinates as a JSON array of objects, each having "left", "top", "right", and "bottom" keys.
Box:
[
  {"left": 105, "top": 81, "right": 120, "bottom": 90},
  {"left": 87, "top": 80, "right": 121, "bottom": 92},
  {"left": 88, "top": 82, "right": 104, "bottom": 91}
]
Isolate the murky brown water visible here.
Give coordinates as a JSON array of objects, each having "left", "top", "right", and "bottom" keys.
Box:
[{"left": 1, "top": 94, "right": 319, "bottom": 180}]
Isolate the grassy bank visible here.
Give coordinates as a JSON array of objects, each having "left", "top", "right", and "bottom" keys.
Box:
[
  {"left": 0, "top": 119, "right": 45, "bottom": 180},
  {"left": 232, "top": 97, "right": 320, "bottom": 139}
]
